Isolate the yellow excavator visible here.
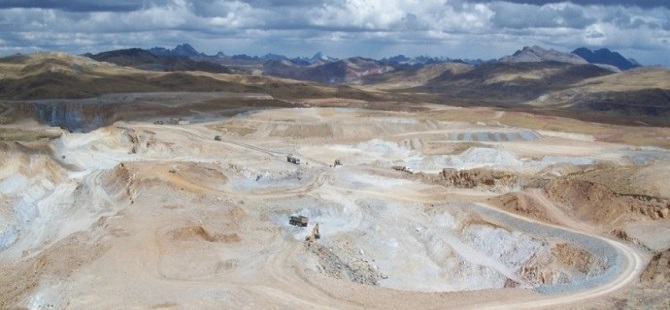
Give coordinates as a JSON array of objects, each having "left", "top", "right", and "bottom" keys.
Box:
[{"left": 305, "top": 223, "right": 320, "bottom": 246}]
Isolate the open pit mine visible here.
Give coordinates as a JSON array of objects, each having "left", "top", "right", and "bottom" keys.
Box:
[{"left": 0, "top": 53, "right": 669, "bottom": 309}]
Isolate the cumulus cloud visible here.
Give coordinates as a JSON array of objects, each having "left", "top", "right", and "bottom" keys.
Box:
[
  {"left": 489, "top": 2, "right": 594, "bottom": 29},
  {"left": 0, "top": 0, "right": 668, "bottom": 65}
]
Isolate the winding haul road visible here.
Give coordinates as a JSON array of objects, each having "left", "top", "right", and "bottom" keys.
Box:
[{"left": 474, "top": 201, "right": 645, "bottom": 309}]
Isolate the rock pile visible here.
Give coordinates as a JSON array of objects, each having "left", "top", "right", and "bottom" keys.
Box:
[{"left": 440, "top": 167, "right": 518, "bottom": 190}]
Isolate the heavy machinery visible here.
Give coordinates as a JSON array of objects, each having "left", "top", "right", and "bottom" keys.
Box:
[
  {"left": 305, "top": 223, "right": 320, "bottom": 245},
  {"left": 334, "top": 159, "right": 342, "bottom": 166},
  {"left": 287, "top": 154, "right": 301, "bottom": 165},
  {"left": 392, "top": 165, "right": 414, "bottom": 174},
  {"left": 289, "top": 215, "right": 308, "bottom": 227}
]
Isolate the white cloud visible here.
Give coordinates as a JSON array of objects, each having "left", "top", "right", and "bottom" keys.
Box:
[
  {"left": 0, "top": 0, "right": 668, "bottom": 65},
  {"left": 489, "top": 2, "right": 594, "bottom": 29}
]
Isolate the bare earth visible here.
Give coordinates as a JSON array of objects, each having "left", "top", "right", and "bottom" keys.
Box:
[{"left": 1, "top": 102, "right": 669, "bottom": 309}]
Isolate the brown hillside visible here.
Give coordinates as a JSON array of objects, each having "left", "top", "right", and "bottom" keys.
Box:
[
  {"left": 527, "top": 67, "right": 670, "bottom": 122},
  {"left": 0, "top": 53, "right": 381, "bottom": 101}
]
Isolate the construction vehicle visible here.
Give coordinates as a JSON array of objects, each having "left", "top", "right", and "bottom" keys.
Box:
[
  {"left": 305, "top": 223, "right": 320, "bottom": 245},
  {"left": 287, "top": 154, "right": 301, "bottom": 165},
  {"left": 214, "top": 135, "right": 222, "bottom": 141},
  {"left": 289, "top": 215, "right": 308, "bottom": 227},
  {"left": 392, "top": 165, "right": 414, "bottom": 174},
  {"left": 334, "top": 159, "right": 342, "bottom": 166}
]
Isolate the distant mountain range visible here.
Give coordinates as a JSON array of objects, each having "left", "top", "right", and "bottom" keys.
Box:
[
  {"left": 122, "top": 43, "right": 497, "bottom": 67},
  {"left": 83, "top": 43, "right": 642, "bottom": 83}
]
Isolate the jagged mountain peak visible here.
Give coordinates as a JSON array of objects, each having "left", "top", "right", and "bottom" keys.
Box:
[
  {"left": 310, "top": 52, "right": 337, "bottom": 63},
  {"left": 311, "top": 52, "right": 327, "bottom": 61},
  {"left": 502, "top": 45, "right": 588, "bottom": 65},
  {"left": 172, "top": 43, "right": 200, "bottom": 56},
  {"left": 149, "top": 43, "right": 203, "bottom": 57},
  {"left": 572, "top": 47, "right": 640, "bottom": 71}
]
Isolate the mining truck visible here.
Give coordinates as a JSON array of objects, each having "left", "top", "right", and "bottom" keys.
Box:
[
  {"left": 289, "top": 215, "right": 308, "bottom": 227},
  {"left": 287, "top": 154, "right": 301, "bottom": 165},
  {"left": 392, "top": 165, "right": 413, "bottom": 174}
]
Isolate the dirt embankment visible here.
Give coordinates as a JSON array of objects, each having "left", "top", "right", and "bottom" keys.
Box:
[
  {"left": 103, "top": 163, "right": 137, "bottom": 202},
  {"left": 490, "top": 165, "right": 670, "bottom": 243},
  {"left": 545, "top": 178, "right": 670, "bottom": 225},
  {"left": 493, "top": 193, "right": 556, "bottom": 225},
  {"left": 641, "top": 248, "right": 670, "bottom": 284},
  {"left": 439, "top": 168, "right": 519, "bottom": 189},
  {"left": 428, "top": 168, "right": 540, "bottom": 194}
]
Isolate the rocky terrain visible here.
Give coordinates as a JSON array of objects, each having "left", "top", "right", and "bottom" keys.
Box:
[{"left": 0, "top": 51, "right": 668, "bottom": 309}]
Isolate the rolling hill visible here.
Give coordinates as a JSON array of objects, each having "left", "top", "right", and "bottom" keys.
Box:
[
  {"left": 527, "top": 67, "right": 670, "bottom": 122},
  {"left": 1, "top": 50, "right": 669, "bottom": 128},
  {"left": 420, "top": 61, "right": 614, "bottom": 102},
  {"left": 0, "top": 53, "right": 378, "bottom": 102}
]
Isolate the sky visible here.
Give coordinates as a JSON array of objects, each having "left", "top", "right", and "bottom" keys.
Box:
[{"left": 0, "top": 0, "right": 669, "bottom": 65}]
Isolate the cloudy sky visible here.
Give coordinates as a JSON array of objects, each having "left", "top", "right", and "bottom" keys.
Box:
[{"left": 0, "top": 0, "right": 669, "bottom": 65}]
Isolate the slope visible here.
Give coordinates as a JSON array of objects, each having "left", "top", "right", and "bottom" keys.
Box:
[
  {"left": 572, "top": 48, "right": 639, "bottom": 71},
  {"left": 263, "top": 57, "right": 393, "bottom": 84},
  {"left": 362, "top": 62, "right": 472, "bottom": 90},
  {"left": 420, "top": 61, "right": 614, "bottom": 103},
  {"left": 527, "top": 67, "right": 670, "bottom": 124}
]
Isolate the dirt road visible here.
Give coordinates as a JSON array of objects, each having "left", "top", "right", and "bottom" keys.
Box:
[{"left": 474, "top": 201, "right": 645, "bottom": 309}]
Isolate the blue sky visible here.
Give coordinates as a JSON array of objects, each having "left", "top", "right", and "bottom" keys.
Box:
[{"left": 0, "top": 0, "right": 669, "bottom": 65}]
